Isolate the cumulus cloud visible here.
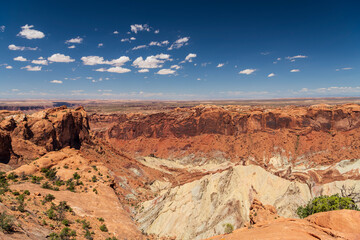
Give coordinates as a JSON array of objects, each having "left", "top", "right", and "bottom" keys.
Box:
[
  {"left": 95, "top": 66, "right": 131, "bottom": 73},
  {"left": 130, "top": 37, "right": 136, "bottom": 40},
  {"left": 6, "top": 65, "right": 13, "bottom": 69},
  {"left": 268, "top": 73, "right": 275, "bottom": 77},
  {"left": 156, "top": 69, "right": 175, "bottom": 75},
  {"left": 113, "top": 31, "right": 119, "bottom": 34},
  {"left": 138, "top": 69, "right": 149, "bottom": 73},
  {"left": 168, "top": 37, "right": 190, "bottom": 50},
  {"left": 0, "top": 26, "right": 5, "bottom": 32},
  {"left": 132, "top": 53, "right": 171, "bottom": 69},
  {"left": 8, "top": 44, "right": 38, "bottom": 51},
  {"left": 217, "top": 63, "right": 224, "bottom": 68},
  {"left": 239, "top": 68, "right": 256, "bottom": 75},
  {"left": 130, "top": 24, "right": 150, "bottom": 33},
  {"left": 154, "top": 29, "right": 160, "bottom": 34},
  {"left": 184, "top": 53, "right": 196, "bottom": 62},
  {"left": 48, "top": 54, "right": 75, "bottom": 63},
  {"left": 132, "top": 45, "right": 147, "bottom": 50},
  {"left": 98, "top": 43, "right": 103, "bottom": 48},
  {"left": 149, "top": 40, "right": 169, "bottom": 47},
  {"left": 171, "top": 65, "right": 181, "bottom": 70},
  {"left": 21, "top": 65, "right": 42, "bottom": 71},
  {"left": 14, "top": 56, "right": 27, "bottom": 62},
  {"left": 17, "top": 24, "right": 45, "bottom": 39},
  {"left": 32, "top": 57, "right": 48, "bottom": 65},
  {"left": 50, "top": 80, "right": 63, "bottom": 84},
  {"left": 81, "top": 56, "right": 130, "bottom": 66},
  {"left": 68, "top": 45, "right": 76, "bottom": 49},
  {"left": 65, "top": 37, "right": 83, "bottom": 44},
  {"left": 290, "top": 69, "right": 300, "bottom": 72},
  {"left": 286, "top": 55, "right": 308, "bottom": 61}
]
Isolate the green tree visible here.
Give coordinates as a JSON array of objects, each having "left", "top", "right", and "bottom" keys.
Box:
[{"left": 297, "top": 194, "right": 359, "bottom": 218}]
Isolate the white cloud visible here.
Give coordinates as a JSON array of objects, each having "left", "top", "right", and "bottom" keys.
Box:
[
  {"left": 138, "top": 69, "right": 149, "bottom": 73},
  {"left": 277, "top": 57, "right": 281, "bottom": 61},
  {"left": 81, "top": 56, "right": 130, "bottom": 66},
  {"left": 65, "top": 37, "right": 83, "bottom": 44},
  {"left": 171, "top": 65, "right": 181, "bottom": 70},
  {"left": 168, "top": 37, "right": 190, "bottom": 50},
  {"left": 48, "top": 53, "right": 75, "bottom": 63},
  {"left": 217, "top": 63, "right": 224, "bottom": 68},
  {"left": 132, "top": 53, "right": 171, "bottom": 68},
  {"left": 149, "top": 40, "right": 169, "bottom": 47},
  {"left": 268, "top": 73, "right": 275, "bottom": 77},
  {"left": 95, "top": 66, "right": 131, "bottom": 73},
  {"left": 154, "top": 29, "right": 160, "bottom": 34},
  {"left": 21, "top": 65, "right": 42, "bottom": 71},
  {"left": 184, "top": 53, "right": 197, "bottom": 62},
  {"left": 14, "top": 56, "right": 27, "bottom": 62},
  {"left": 32, "top": 58, "right": 48, "bottom": 65},
  {"left": 197, "top": 78, "right": 201, "bottom": 81},
  {"left": 286, "top": 55, "right": 308, "bottom": 61},
  {"left": 130, "top": 24, "right": 150, "bottom": 33},
  {"left": 17, "top": 24, "right": 45, "bottom": 39},
  {"left": 5, "top": 66, "right": 13, "bottom": 69},
  {"left": 130, "top": 37, "right": 136, "bottom": 40},
  {"left": 156, "top": 69, "right": 175, "bottom": 75},
  {"left": 336, "top": 67, "right": 352, "bottom": 71},
  {"left": 290, "top": 69, "right": 300, "bottom": 72},
  {"left": 50, "top": 80, "right": 63, "bottom": 84},
  {"left": 98, "top": 43, "right": 103, "bottom": 48},
  {"left": 113, "top": 31, "right": 119, "bottom": 34},
  {"left": 132, "top": 45, "right": 147, "bottom": 50},
  {"left": 68, "top": 45, "right": 76, "bottom": 49},
  {"left": 121, "top": 38, "right": 130, "bottom": 42},
  {"left": 0, "top": 26, "right": 5, "bottom": 32},
  {"left": 8, "top": 44, "right": 38, "bottom": 51},
  {"left": 239, "top": 68, "right": 256, "bottom": 75}
]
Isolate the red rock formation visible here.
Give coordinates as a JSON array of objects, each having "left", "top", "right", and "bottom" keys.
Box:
[
  {"left": 208, "top": 209, "right": 360, "bottom": 240},
  {"left": 0, "top": 106, "right": 90, "bottom": 165},
  {"left": 89, "top": 104, "right": 360, "bottom": 183}
]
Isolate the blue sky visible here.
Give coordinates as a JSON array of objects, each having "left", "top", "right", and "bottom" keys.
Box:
[{"left": 1, "top": 0, "right": 360, "bottom": 100}]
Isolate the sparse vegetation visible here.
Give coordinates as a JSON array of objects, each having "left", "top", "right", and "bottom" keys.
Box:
[
  {"left": 0, "top": 212, "right": 15, "bottom": 233},
  {"left": 297, "top": 194, "right": 359, "bottom": 218},
  {"left": 223, "top": 223, "right": 234, "bottom": 234},
  {"left": 99, "top": 224, "right": 108, "bottom": 232}
]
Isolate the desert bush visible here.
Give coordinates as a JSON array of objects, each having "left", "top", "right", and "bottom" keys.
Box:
[
  {"left": 73, "top": 172, "right": 81, "bottom": 180},
  {"left": 0, "top": 212, "right": 15, "bottom": 233},
  {"left": 99, "top": 224, "right": 108, "bottom": 232},
  {"left": 223, "top": 223, "right": 234, "bottom": 234},
  {"left": 297, "top": 194, "right": 359, "bottom": 218}
]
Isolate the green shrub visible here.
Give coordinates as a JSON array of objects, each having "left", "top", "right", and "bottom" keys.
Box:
[
  {"left": 23, "top": 190, "right": 30, "bottom": 195},
  {"left": 99, "top": 224, "right": 108, "bottom": 232},
  {"left": 44, "top": 194, "right": 55, "bottom": 203},
  {"left": 81, "top": 220, "right": 91, "bottom": 230},
  {"left": 73, "top": 172, "right": 81, "bottom": 180},
  {"left": 105, "top": 237, "right": 118, "bottom": 240},
  {"left": 91, "top": 176, "right": 97, "bottom": 182},
  {"left": 41, "top": 168, "right": 57, "bottom": 180},
  {"left": 0, "top": 212, "right": 15, "bottom": 233},
  {"left": 62, "top": 219, "right": 70, "bottom": 226},
  {"left": 297, "top": 194, "right": 359, "bottom": 218},
  {"left": 223, "top": 223, "right": 234, "bottom": 234},
  {"left": 7, "top": 172, "right": 18, "bottom": 180},
  {"left": 42, "top": 181, "right": 53, "bottom": 190},
  {"left": 84, "top": 229, "right": 93, "bottom": 240},
  {"left": 59, "top": 227, "right": 76, "bottom": 239}
]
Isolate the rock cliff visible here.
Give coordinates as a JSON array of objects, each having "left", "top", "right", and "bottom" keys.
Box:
[{"left": 0, "top": 106, "right": 90, "bottom": 165}]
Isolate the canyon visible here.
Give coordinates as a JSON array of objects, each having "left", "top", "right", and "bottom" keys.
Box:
[{"left": 0, "top": 103, "right": 359, "bottom": 239}]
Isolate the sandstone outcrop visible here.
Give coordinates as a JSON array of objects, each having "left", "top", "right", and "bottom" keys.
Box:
[
  {"left": 0, "top": 106, "right": 90, "bottom": 165},
  {"left": 90, "top": 104, "right": 360, "bottom": 184},
  {"left": 208, "top": 209, "right": 360, "bottom": 240}
]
